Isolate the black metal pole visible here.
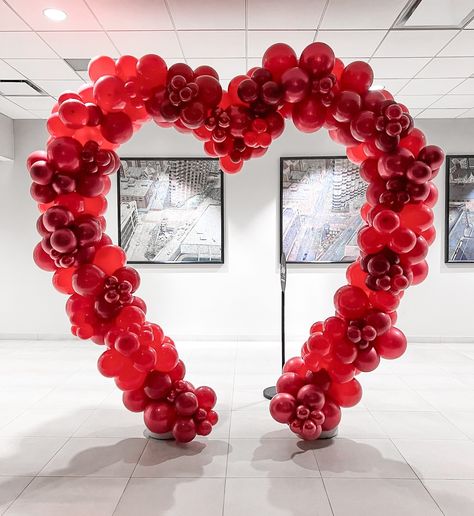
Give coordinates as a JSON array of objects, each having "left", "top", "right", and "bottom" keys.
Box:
[{"left": 263, "top": 253, "right": 286, "bottom": 400}]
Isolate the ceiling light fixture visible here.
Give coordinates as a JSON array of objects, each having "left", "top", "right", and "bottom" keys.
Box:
[
  {"left": 43, "top": 8, "right": 67, "bottom": 22},
  {"left": 370, "top": 84, "right": 385, "bottom": 91}
]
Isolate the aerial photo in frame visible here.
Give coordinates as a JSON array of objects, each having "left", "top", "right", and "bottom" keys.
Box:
[
  {"left": 118, "top": 158, "right": 223, "bottom": 264},
  {"left": 446, "top": 155, "right": 474, "bottom": 263},
  {"left": 281, "top": 156, "right": 366, "bottom": 264}
]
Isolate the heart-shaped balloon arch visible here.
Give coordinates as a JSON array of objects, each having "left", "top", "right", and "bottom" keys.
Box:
[{"left": 28, "top": 42, "right": 443, "bottom": 443}]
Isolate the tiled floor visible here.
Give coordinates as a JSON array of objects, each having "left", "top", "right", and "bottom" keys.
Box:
[{"left": 0, "top": 339, "right": 474, "bottom": 515}]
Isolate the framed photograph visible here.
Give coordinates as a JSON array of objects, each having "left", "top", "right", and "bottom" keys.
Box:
[
  {"left": 118, "top": 157, "right": 224, "bottom": 264},
  {"left": 280, "top": 156, "right": 366, "bottom": 264},
  {"left": 445, "top": 155, "right": 474, "bottom": 263}
]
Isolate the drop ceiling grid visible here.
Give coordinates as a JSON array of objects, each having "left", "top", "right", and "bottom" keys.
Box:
[{"left": 0, "top": 0, "right": 473, "bottom": 118}]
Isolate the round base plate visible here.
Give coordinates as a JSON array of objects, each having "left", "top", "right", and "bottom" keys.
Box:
[
  {"left": 144, "top": 429, "right": 174, "bottom": 440},
  {"left": 320, "top": 427, "right": 338, "bottom": 439},
  {"left": 263, "top": 386, "right": 277, "bottom": 400}
]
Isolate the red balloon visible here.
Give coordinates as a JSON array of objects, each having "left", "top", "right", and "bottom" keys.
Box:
[
  {"left": 100, "top": 112, "right": 133, "bottom": 144},
  {"left": 263, "top": 43, "right": 298, "bottom": 81},
  {"left": 116, "top": 55, "right": 138, "bottom": 81},
  {"left": 374, "top": 327, "right": 407, "bottom": 359},
  {"left": 341, "top": 61, "right": 373, "bottom": 94},
  {"left": 195, "top": 386, "right": 217, "bottom": 410},
  {"left": 321, "top": 399, "right": 341, "bottom": 430},
  {"left": 399, "top": 203, "right": 434, "bottom": 233},
  {"left": 72, "top": 264, "right": 105, "bottom": 296},
  {"left": 334, "top": 285, "right": 370, "bottom": 320},
  {"left": 144, "top": 371, "right": 172, "bottom": 400},
  {"left": 123, "top": 388, "right": 148, "bottom": 412},
  {"left": 400, "top": 128, "right": 426, "bottom": 156},
  {"left": 196, "top": 75, "right": 222, "bottom": 107},
  {"left": 281, "top": 66, "right": 309, "bottom": 103},
  {"left": 276, "top": 372, "right": 305, "bottom": 397},
  {"left": 411, "top": 260, "right": 429, "bottom": 285},
  {"left": 137, "top": 54, "right": 167, "bottom": 87},
  {"left": 328, "top": 378, "right": 362, "bottom": 407},
  {"left": 47, "top": 137, "right": 82, "bottom": 173},
  {"left": 292, "top": 97, "right": 326, "bottom": 132},
  {"left": 155, "top": 343, "right": 179, "bottom": 372},
  {"left": 354, "top": 347, "right": 380, "bottom": 372},
  {"left": 173, "top": 417, "right": 197, "bottom": 443},
  {"left": 418, "top": 145, "right": 445, "bottom": 170},
  {"left": 194, "top": 65, "right": 219, "bottom": 79},
  {"left": 58, "top": 99, "right": 89, "bottom": 129},
  {"left": 93, "top": 75, "right": 127, "bottom": 111},
  {"left": 175, "top": 392, "right": 199, "bottom": 416},
  {"left": 270, "top": 393, "right": 296, "bottom": 423},
  {"left": 144, "top": 401, "right": 175, "bottom": 434},
  {"left": 299, "top": 42, "right": 335, "bottom": 78},
  {"left": 88, "top": 56, "right": 116, "bottom": 82},
  {"left": 33, "top": 242, "right": 56, "bottom": 271},
  {"left": 98, "top": 349, "right": 127, "bottom": 378},
  {"left": 93, "top": 245, "right": 126, "bottom": 275}
]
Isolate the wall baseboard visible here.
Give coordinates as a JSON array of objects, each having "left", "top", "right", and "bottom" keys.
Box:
[{"left": 1, "top": 333, "right": 474, "bottom": 343}]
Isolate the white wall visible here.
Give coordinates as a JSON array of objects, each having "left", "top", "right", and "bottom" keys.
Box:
[
  {"left": 0, "top": 114, "right": 13, "bottom": 160},
  {"left": 1, "top": 117, "right": 473, "bottom": 341}
]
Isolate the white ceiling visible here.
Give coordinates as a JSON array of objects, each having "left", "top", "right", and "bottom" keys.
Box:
[{"left": 0, "top": 0, "right": 474, "bottom": 120}]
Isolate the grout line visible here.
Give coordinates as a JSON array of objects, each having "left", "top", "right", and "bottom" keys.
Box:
[
  {"left": 82, "top": 0, "right": 122, "bottom": 58},
  {"left": 163, "top": 0, "right": 187, "bottom": 63},
  {"left": 314, "top": 0, "right": 331, "bottom": 42},
  {"left": 244, "top": 0, "right": 248, "bottom": 72}
]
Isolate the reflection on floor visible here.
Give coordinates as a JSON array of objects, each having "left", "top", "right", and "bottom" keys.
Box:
[{"left": 0, "top": 339, "right": 474, "bottom": 515}]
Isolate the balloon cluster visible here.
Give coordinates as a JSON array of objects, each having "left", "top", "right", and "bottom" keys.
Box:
[{"left": 29, "top": 43, "right": 442, "bottom": 443}]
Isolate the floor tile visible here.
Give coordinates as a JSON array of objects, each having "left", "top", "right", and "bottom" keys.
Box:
[
  {"left": 133, "top": 438, "right": 228, "bottom": 478},
  {"left": 443, "top": 411, "right": 474, "bottom": 439},
  {"left": 0, "top": 437, "right": 67, "bottom": 476},
  {"left": 314, "top": 438, "right": 416, "bottom": 478},
  {"left": 0, "top": 408, "right": 93, "bottom": 438},
  {"left": 224, "top": 477, "right": 332, "bottom": 516},
  {"left": 400, "top": 374, "right": 466, "bottom": 391},
  {"left": 336, "top": 410, "right": 387, "bottom": 439},
  {"left": 418, "top": 390, "right": 474, "bottom": 412},
  {"left": 394, "top": 439, "right": 474, "bottom": 479},
  {"left": 371, "top": 411, "right": 468, "bottom": 439},
  {"left": 227, "top": 438, "right": 320, "bottom": 477},
  {"left": 4, "top": 477, "right": 128, "bottom": 516},
  {"left": 362, "top": 389, "right": 436, "bottom": 412},
  {"left": 0, "top": 477, "right": 33, "bottom": 514},
  {"left": 73, "top": 409, "right": 144, "bottom": 438},
  {"left": 230, "top": 408, "right": 292, "bottom": 439},
  {"left": 114, "top": 478, "right": 225, "bottom": 516},
  {"left": 423, "top": 480, "right": 474, "bottom": 516},
  {"left": 325, "top": 478, "right": 443, "bottom": 516},
  {"left": 39, "top": 437, "right": 146, "bottom": 478}
]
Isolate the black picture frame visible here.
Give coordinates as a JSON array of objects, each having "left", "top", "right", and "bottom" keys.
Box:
[
  {"left": 445, "top": 154, "right": 474, "bottom": 264},
  {"left": 280, "top": 156, "right": 366, "bottom": 265},
  {"left": 117, "top": 157, "right": 224, "bottom": 265}
]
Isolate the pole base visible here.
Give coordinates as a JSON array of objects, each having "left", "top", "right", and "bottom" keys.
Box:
[
  {"left": 320, "top": 427, "right": 338, "bottom": 439},
  {"left": 263, "top": 386, "right": 277, "bottom": 400},
  {"left": 144, "top": 429, "right": 174, "bottom": 440}
]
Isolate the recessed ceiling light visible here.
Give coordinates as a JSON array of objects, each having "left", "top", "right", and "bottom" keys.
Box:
[
  {"left": 370, "top": 84, "right": 385, "bottom": 91},
  {"left": 43, "top": 8, "right": 67, "bottom": 22}
]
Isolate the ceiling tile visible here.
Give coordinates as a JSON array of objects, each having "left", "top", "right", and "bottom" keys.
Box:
[
  {"left": 374, "top": 78, "right": 410, "bottom": 95},
  {"left": 108, "top": 31, "right": 182, "bottom": 58},
  {"left": 451, "top": 78, "right": 474, "bottom": 94},
  {"left": 248, "top": 31, "right": 315, "bottom": 57},
  {"left": 0, "top": 33, "right": 57, "bottom": 58},
  {"left": 374, "top": 30, "right": 458, "bottom": 57},
  {"left": 0, "top": 96, "right": 33, "bottom": 118},
  {"left": 38, "top": 32, "right": 118, "bottom": 59},
  {"left": 396, "top": 94, "right": 441, "bottom": 109},
  {"left": 0, "top": 2, "right": 29, "bottom": 30},
  {"left": 220, "top": 79, "right": 230, "bottom": 90},
  {"left": 0, "top": 60, "right": 24, "bottom": 80},
  {"left": 7, "top": 95, "right": 56, "bottom": 110},
  {"left": 430, "top": 95, "right": 474, "bottom": 108},
  {"left": 179, "top": 31, "right": 245, "bottom": 58},
  {"left": 369, "top": 57, "right": 430, "bottom": 78},
  {"left": 86, "top": 0, "right": 173, "bottom": 30},
  {"left": 417, "top": 57, "right": 474, "bottom": 78},
  {"left": 439, "top": 30, "right": 474, "bottom": 56},
  {"left": 28, "top": 110, "right": 52, "bottom": 118},
  {"left": 169, "top": 0, "right": 245, "bottom": 29},
  {"left": 321, "top": 0, "right": 407, "bottom": 29},
  {"left": 34, "top": 80, "right": 85, "bottom": 98},
  {"left": 399, "top": 78, "right": 464, "bottom": 95},
  {"left": 186, "top": 58, "right": 246, "bottom": 79},
  {"left": 410, "top": 109, "right": 423, "bottom": 117},
  {"left": 5, "top": 59, "right": 79, "bottom": 80},
  {"left": 416, "top": 108, "right": 468, "bottom": 118},
  {"left": 7, "top": 0, "right": 102, "bottom": 31},
  {"left": 317, "top": 30, "right": 385, "bottom": 57},
  {"left": 0, "top": 82, "right": 42, "bottom": 95},
  {"left": 248, "top": 0, "right": 325, "bottom": 30}
]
